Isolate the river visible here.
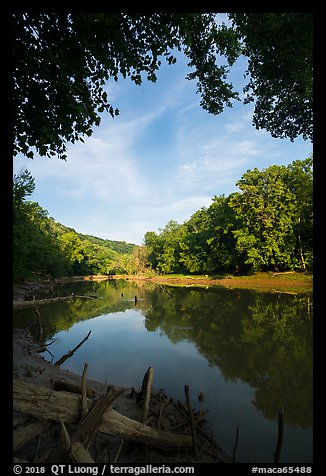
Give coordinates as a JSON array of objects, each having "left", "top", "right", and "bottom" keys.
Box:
[{"left": 13, "top": 278, "right": 313, "bottom": 463}]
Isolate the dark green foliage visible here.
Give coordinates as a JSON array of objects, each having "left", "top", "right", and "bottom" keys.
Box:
[
  {"left": 13, "top": 13, "right": 207, "bottom": 160},
  {"left": 76, "top": 233, "right": 135, "bottom": 254},
  {"left": 179, "top": 196, "right": 240, "bottom": 273},
  {"left": 229, "top": 13, "right": 313, "bottom": 141},
  {"left": 145, "top": 158, "right": 313, "bottom": 275},
  {"left": 13, "top": 157, "right": 313, "bottom": 281},
  {"left": 145, "top": 221, "right": 187, "bottom": 274},
  {"left": 13, "top": 170, "right": 136, "bottom": 281},
  {"left": 13, "top": 172, "right": 70, "bottom": 280},
  {"left": 13, "top": 13, "right": 312, "bottom": 161},
  {"left": 229, "top": 158, "right": 313, "bottom": 271}
]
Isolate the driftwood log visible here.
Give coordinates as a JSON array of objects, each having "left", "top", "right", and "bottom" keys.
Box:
[
  {"left": 13, "top": 296, "right": 74, "bottom": 309},
  {"left": 71, "top": 385, "right": 125, "bottom": 448},
  {"left": 46, "top": 417, "right": 96, "bottom": 464},
  {"left": 13, "top": 294, "right": 96, "bottom": 310},
  {"left": 13, "top": 381, "right": 193, "bottom": 450},
  {"left": 100, "top": 409, "right": 192, "bottom": 449},
  {"left": 70, "top": 442, "right": 95, "bottom": 463},
  {"left": 53, "top": 380, "right": 96, "bottom": 398},
  {"left": 13, "top": 420, "right": 44, "bottom": 451}
]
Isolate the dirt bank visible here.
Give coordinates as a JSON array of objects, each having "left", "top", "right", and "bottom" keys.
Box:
[
  {"left": 114, "top": 273, "right": 313, "bottom": 293},
  {"left": 13, "top": 272, "right": 312, "bottom": 302}
]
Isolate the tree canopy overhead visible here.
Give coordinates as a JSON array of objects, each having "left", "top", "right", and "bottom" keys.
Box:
[{"left": 13, "top": 12, "right": 313, "bottom": 160}]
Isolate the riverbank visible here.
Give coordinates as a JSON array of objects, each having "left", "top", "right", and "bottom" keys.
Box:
[
  {"left": 109, "top": 271, "right": 313, "bottom": 294},
  {"left": 13, "top": 272, "right": 312, "bottom": 304},
  {"left": 13, "top": 273, "right": 312, "bottom": 463},
  {"left": 13, "top": 329, "right": 231, "bottom": 463}
]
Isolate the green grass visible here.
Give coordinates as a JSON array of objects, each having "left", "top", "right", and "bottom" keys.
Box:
[
  {"left": 149, "top": 271, "right": 313, "bottom": 293},
  {"left": 155, "top": 271, "right": 313, "bottom": 281}
]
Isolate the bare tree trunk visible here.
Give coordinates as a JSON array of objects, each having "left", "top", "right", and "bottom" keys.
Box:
[
  {"left": 297, "top": 217, "right": 307, "bottom": 271},
  {"left": 141, "top": 367, "right": 154, "bottom": 422}
]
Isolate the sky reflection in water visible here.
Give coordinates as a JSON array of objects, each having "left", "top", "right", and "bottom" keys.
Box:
[{"left": 13, "top": 280, "right": 313, "bottom": 463}]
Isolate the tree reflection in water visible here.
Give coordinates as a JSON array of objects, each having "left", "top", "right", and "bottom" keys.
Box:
[{"left": 14, "top": 280, "right": 312, "bottom": 431}]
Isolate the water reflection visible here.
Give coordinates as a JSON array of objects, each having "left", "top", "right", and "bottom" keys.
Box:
[
  {"left": 13, "top": 279, "right": 149, "bottom": 341},
  {"left": 143, "top": 287, "right": 312, "bottom": 429},
  {"left": 13, "top": 279, "right": 312, "bottom": 461}
]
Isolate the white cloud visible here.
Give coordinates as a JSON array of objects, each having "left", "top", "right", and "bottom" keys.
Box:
[
  {"left": 65, "top": 139, "right": 146, "bottom": 203},
  {"left": 175, "top": 127, "right": 261, "bottom": 195},
  {"left": 13, "top": 52, "right": 312, "bottom": 246}
]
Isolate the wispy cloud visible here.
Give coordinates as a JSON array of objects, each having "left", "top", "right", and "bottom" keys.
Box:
[
  {"left": 175, "top": 112, "right": 262, "bottom": 195},
  {"left": 13, "top": 53, "right": 312, "bottom": 246}
]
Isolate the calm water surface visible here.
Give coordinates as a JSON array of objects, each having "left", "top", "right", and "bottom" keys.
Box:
[{"left": 13, "top": 279, "right": 313, "bottom": 463}]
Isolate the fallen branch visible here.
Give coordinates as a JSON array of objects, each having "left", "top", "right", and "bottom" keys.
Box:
[
  {"left": 270, "top": 271, "right": 296, "bottom": 277},
  {"left": 232, "top": 427, "right": 239, "bottom": 463},
  {"left": 71, "top": 442, "right": 95, "bottom": 463},
  {"left": 113, "top": 439, "right": 124, "bottom": 463},
  {"left": 174, "top": 400, "right": 189, "bottom": 420},
  {"left": 72, "top": 294, "right": 97, "bottom": 300},
  {"left": 36, "top": 339, "right": 55, "bottom": 353},
  {"left": 14, "top": 381, "right": 83, "bottom": 423},
  {"left": 13, "top": 296, "right": 74, "bottom": 309},
  {"left": 81, "top": 363, "right": 89, "bottom": 420},
  {"left": 14, "top": 457, "right": 30, "bottom": 464},
  {"left": 157, "top": 398, "right": 172, "bottom": 430},
  {"left": 53, "top": 380, "right": 96, "bottom": 399},
  {"left": 273, "top": 290, "right": 297, "bottom": 295},
  {"left": 154, "top": 283, "right": 173, "bottom": 298},
  {"left": 13, "top": 420, "right": 44, "bottom": 451},
  {"left": 71, "top": 385, "right": 125, "bottom": 448},
  {"left": 13, "top": 381, "right": 193, "bottom": 450},
  {"left": 50, "top": 418, "right": 95, "bottom": 463},
  {"left": 185, "top": 385, "right": 198, "bottom": 459},
  {"left": 54, "top": 331, "right": 91, "bottom": 367},
  {"left": 13, "top": 293, "right": 97, "bottom": 310},
  {"left": 100, "top": 408, "right": 192, "bottom": 449},
  {"left": 59, "top": 417, "right": 71, "bottom": 451}
]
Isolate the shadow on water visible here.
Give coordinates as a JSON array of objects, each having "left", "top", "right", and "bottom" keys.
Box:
[{"left": 13, "top": 279, "right": 313, "bottom": 462}]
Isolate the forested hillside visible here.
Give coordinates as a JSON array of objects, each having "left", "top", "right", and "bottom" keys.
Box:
[
  {"left": 13, "top": 156, "right": 313, "bottom": 282},
  {"left": 13, "top": 170, "right": 137, "bottom": 281},
  {"left": 75, "top": 233, "right": 135, "bottom": 255}
]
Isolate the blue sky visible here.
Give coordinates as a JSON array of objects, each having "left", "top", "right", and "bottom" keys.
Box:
[{"left": 13, "top": 50, "right": 312, "bottom": 245}]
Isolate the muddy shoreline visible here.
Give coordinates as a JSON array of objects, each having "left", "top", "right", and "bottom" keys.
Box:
[
  {"left": 12, "top": 273, "right": 312, "bottom": 462},
  {"left": 123, "top": 274, "right": 312, "bottom": 292},
  {"left": 13, "top": 328, "right": 230, "bottom": 463},
  {"left": 13, "top": 272, "right": 313, "bottom": 302}
]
